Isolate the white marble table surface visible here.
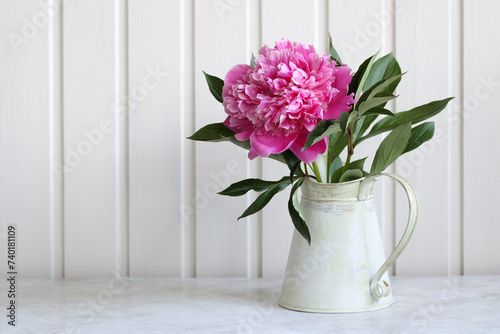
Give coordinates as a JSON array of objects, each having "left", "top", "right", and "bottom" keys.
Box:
[{"left": 1, "top": 276, "right": 499, "bottom": 333}]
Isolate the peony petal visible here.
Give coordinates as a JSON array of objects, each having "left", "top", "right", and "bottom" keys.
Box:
[
  {"left": 235, "top": 128, "right": 253, "bottom": 141},
  {"left": 224, "top": 64, "right": 253, "bottom": 86},
  {"left": 333, "top": 65, "right": 353, "bottom": 90},
  {"left": 248, "top": 147, "right": 259, "bottom": 160},
  {"left": 219, "top": 39, "right": 354, "bottom": 164},
  {"left": 290, "top": 134, "right": 328, "bottom": 164},
  {"left": 224, "top": 116, "right": 253, "bottom": 135},
  {"left": 325, "top": 93, "right": 355, "bottom": 120},
  {"left": 250, "top": 131, "right": 296, "bottom": 157},
  {"left": 223, "top": 116, "right": 233, "bottom": 129}
]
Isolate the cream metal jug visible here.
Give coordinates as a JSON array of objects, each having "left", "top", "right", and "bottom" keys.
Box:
[{"left": 278, "top": 173, "right": 418, "bottom": 313}]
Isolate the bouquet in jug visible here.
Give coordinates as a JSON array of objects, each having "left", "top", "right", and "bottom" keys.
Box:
[{"left": 189, "top": 35, "right": 453, "bottom": 244}]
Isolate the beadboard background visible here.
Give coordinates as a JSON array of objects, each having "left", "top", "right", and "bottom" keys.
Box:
[{"left": 1, "top": 0, "right": 499, "bottom": 279}]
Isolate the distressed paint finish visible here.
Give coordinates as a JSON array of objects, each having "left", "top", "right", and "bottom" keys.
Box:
[{"left": 279, "top": 174, "right": 417, "bottom": 312}]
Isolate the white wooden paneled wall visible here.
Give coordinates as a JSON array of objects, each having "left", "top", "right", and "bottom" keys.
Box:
[{"left": 1, "top": 0, "right": 499, "bottom": 278}]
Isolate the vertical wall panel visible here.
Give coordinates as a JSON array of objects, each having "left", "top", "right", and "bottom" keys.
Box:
[
  {"left": 114, "top": 0, "right": 129, "bottom": 279},
  {"left": 128, "top": 0, "right": 182, "bottom": 277},
  {"left": 463, "top": 0, "right": 500, "bottom": 274},
  {"left": 394, "top": 0, "right": 460, "bottom": 275},
  {"left": 0, "top": 0, "right": 52, "bottom": 278},
  {"left": 446, "top": 0, "right": 464, "bottom": 276},
  {"left": 48, "top": 0, "right": 65, "bottom": 279},
  {"left": 245, "top": 0, "right": 263, "bottom": 278},
  {"left": 260, "top": 0, "right": 321, "bottom": 278},
  {"left": 180, "top": 0, "right": 196, "bottom": 278},
  {"left": 194, "top": 0, "right": 249, "bottom": 277},
  {"left": 63, "top": 0, "right": 118, "bottom": 278}
]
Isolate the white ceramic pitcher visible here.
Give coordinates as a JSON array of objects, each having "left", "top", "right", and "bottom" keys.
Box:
[{"left": 278, "top": 173, "right": 418, "bottom": 313}]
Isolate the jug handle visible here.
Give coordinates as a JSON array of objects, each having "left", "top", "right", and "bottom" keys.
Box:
[{"left": 358, "top": 173, "right": 418, "bottom": 299}]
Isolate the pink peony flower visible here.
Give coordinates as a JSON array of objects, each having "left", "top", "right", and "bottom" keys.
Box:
[{"left": 222, "top": 39, "right": 355, "bottom": 163}]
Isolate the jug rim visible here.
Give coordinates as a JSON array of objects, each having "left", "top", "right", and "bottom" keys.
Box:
[
  {"left": 301, "top": 176, "right": 374, "bottom": 201},
  {"left": 303, "top": 176, "right": 366, "bottom": 186}
]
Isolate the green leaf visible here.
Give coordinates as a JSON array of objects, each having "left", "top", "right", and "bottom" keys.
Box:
[
  {"left": 187, "top": 122, "right": 235, "bottom": 141},
  {"left": 188, "top": 123, "right": 294, "bottom": 166},
  {"left": 328, "top": 34, "right": 342, "bottom": 65},
  {"left": 331, "top": 157, "right": 367, "bottom": 183},
  {"left": 226, "top": 138, "right": 252, "bottom": 151},
  {"left": 357, "top": 92, "right": 398, "bottom": 115},
  {"left": 280, "top": 150, "right": 303, "bottom": 175},
  {"left": 358, "top": 97, "right": 454, "bottom": 145},
  {"left": 289, "top": 160, "right": 303, "bottom": 183},
  {"left": 339, "top": 111, "right": 349, "bottom": 134},
  {"left": 288, "top": 179, "right": 310, "bottom": 245},
  {"left": 219, "top": 176, "right": 290, "bottom": 197},
  {"left": 267, "top": 153, "right": 286, "bottom": 164},
  {"left": 348, "top": 157, "right": 367, "bottom": 171},
  {"left": 327, "top": 131, "right": 347, "bottom": 182},
  {"left": 403, "top": 122, "right": 435, "bottom": 154},
  {"left": 303, "top": 119, "right": 340, "bottom": 151},
  {"left": 339, "top": 169, "right": 364, "bottom": 183},
  {"left": 330, "top": 167, "right": 344, "bottom": 183},
  {"left": 238, "top": 180, "right": 292, "bottom": 220},
  {"left": 363, "top": 107, "right": 395, "bottom": 117},
  {"left": 188, "top": 123, "right": 252, "bottom": 152},
  {"left": 347, "top": 96, "right": 396, "bottom": 135},
  {"left": 345, "top": 74, "right": 401, "bottom": 134},
  {"left": 362, "top": 53, "right": 401, "bottom": 93},
  {"left": 350, "top": 108, "right": 395, "bottom": 145},
  {"left": 328, "top": 131, "right": 348, "bottom": 164},
  {"left": 264, "top": 150, "right": 306, "bottom": 168},
  {"left": 356, "top": 73, "right": 403, "bottom": 108},
  {"left": 250, "top": 53, "right": 256, "bottom": 68},
  {"left": 370, "top": 122, "right": 412, "bottom": 174},
  {"left": 346, "top": 111, "right": 360, "bottom": 134},
  {"left": 352, "top": 114, "right": 377, "bottom": 144},
  {"left": 348, "top": 50, "right": 380, "bottom": 98},
  {"left": 328, "top": 156, "right": 343, "bottom": 182},
  {"left": 203, "top": 71, "right": 224, "bottom": 103}
]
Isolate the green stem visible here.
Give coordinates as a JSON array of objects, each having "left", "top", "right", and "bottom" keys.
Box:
[
  {"left": 343, "top": 153, "right": 352, "bottom": 174},
  {"left": 342, "top": 126, "right": 355, "bottom": 175},
  {"left": 311, "top": 161, "right": 323, "bottom": 183},
  {"left": 326, "top": 152, "right": 330, "bottom": 184}
]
